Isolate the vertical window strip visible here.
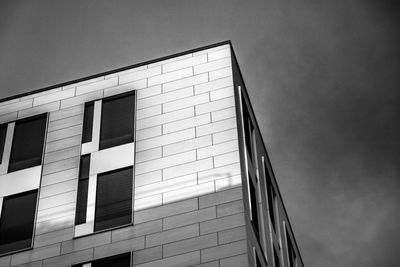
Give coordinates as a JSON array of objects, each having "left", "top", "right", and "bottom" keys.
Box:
[
  {"left": 82, "top": 102, "right": 94, "bottom": 144},
  {"left": 77, "top": 92, "right": 135, "bottom": 236},
  {"left": 75, "top": 155, "right": 91, "bottom": 225},
  {"left": 0, "top": 123, "right": 14, "bottom": 175},
  {"left": 249, "top": 174, "right": 260, "bottom": 238},
  {"left": 264, "top": 159, "right": 277, "bottom": 232},
  {"left": 286, "top": 225, "right": 297, "bottom": 267},
  {"left": 0, "top": 124, "right": 7, "bottom": 164},
  {"left": 238, "top": 86, "right": 253, "bottom": 233},
  {"left": 274, "top": 246, "right": 280, "bottom": 267},
  {"left": 0, "top": 198, "right": 3, "bottom": 219},
  {"left": 242, "top": 94, "right": 254, "bottom": 163}
]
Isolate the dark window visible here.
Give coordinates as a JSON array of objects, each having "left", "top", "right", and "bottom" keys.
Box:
[
  {"left": 8, "top": 114, "right": 47, "bottom": 172},
  {"left": 72, "top": 252, "right": 131, "bottom": 267},
  {"left": 256, "top": 252, "right": 262, "bottom": 267},
  {"left": 242, "top": 94, "right": 255, "bottom": 162},
  {"left": 0, "top": 124, "right": 7, "bottom": 164},
  {"left": 274, "top": 247, "right": 280, "bottom": 267},
  {"left": 75, "top": 155, "right": 90, "bottom": 225},
  {"left": 95, "top": 167, "right": 133, "bottom": 231},
  {"left": 100, "top": 93, "right": 134, "bottom": 150},
  {"left": 0, "top": 190, "right": 37, "bottom": 255},
  {"left": 265, "top": 162, "right": 277, "bottom": 231},
  {"left": 82, "top": 102, "right": 94, "bottom": 143},
  {"left": 92, "top": 252, "right": 130, "bottom": 267},
  {"left": 249, "top": 175, "right": 259, "bottom": 238},
  {"left": 287, "top": 233, "right": 297, "bottom": 267}
]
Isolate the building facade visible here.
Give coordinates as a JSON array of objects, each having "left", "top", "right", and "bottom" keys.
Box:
[{"left": 0, "top": 42, "right": 303, "bottom": 267}]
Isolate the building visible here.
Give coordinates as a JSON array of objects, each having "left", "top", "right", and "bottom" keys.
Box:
[{"left": 0, "top": 41, "right": 303, "bottom": 267}]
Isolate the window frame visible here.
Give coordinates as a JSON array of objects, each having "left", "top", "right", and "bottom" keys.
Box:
[
  {"left": 74, "top": 92, "right": 136, "bottom": 238},
  {"left": 263, "top": 157, "right": 277, "bottom": 233},
  {"left": 94, "top": 166, "right": 133, "bottom": 232},
  {"left": 99, "top": 92, "right": 135, "bottom": 150},
  {"left": 8, "top": 113, "right": 48, "bottom": 173},
  {"left": 285, "top": 223, "right": 298, "bottom": 267},
  {"left": 0, "top": 113, "right": 48, "bottom": 256},
  {"left": 0, "top": 189, "right": 39, "bottom": 256}
]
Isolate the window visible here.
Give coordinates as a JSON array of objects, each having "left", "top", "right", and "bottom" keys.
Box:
[
  {"left": 95, "top": 167, "right": 133, "bottom": 231},
  {"left": 253, "top": 247, "right": 264, "bottom": 267},
  {"left": 287, "top": 233, "right": 297, "bottom": 267},
  {"left": 75, "top": 92, "right": 135, "bottom": 237},
  {"left": 82, "top": 102, "right": 94, "bottom": 143},
  {"left": 264, "top": 160, "right": 277, "bottom": 232},
  {"left": 72, "top": 252, "right": 131, "bottom": 267},
  {"left": 0, "top": 190, "right": 38, "bottom": 254},
  {"left": 242, "top": 94, "right": 255, "bottom": 162},
  {"left": 99, "top": 93, "right": 134, "bottom": 150},
  {"left": 274, "top": 247, "right": 280, "bottom": 267},
  {"left": 256, "top": 253, "right": 262, "bottom": 267},
  {"left": 0, "top": 124, "right": 7, "bottom": 164},
  {"left": 75, "top": 155, "right": 90, "bottom": 225},
  {"left": 267, "top": 178, "right": 277, "bottom": 231},
  {"left": 81, "top": 92, "right": 135, "bottom": 151},
  {"left": 8, "top": 114, "right": 47, "bottom": 172},
  {"left": 0, "top": 114, "right": 47, "bottom": 255},
  {"left": 249, "top": 174, "right": 260, "bottom": 238}
]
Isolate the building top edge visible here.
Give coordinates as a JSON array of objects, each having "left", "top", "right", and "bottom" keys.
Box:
[{"left": 0, "top": 40, "right": 232, "bottom": 103}]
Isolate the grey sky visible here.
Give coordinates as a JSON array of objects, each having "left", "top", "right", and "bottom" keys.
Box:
[{"left": 0, "top": 1, "right": 399, "bottom": 266}]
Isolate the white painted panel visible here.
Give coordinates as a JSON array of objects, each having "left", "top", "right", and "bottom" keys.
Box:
[
  {"left": 134, "top": 194, "right": 162, "bottom": 211},
  {"left": 0, "top": 166, "right": 42, "bottom": 197},
  {"left": 0, "top": 112, "right": 17, "bottom": 124},
  {"left": 193, "top": 57, "right": 231, "bottom": 75},
  {"left": 103, "top": 79, "right": 146, "bottom": 97},
  {"left": 193, "top": 44, "right": 230, "bottom": 56},
  {"left": 81, "top": 142, "right": 97, "bottom": 155},
  {"left": 18, "top": 101, "right": 60, "bottom": 119},
  {"left": 163, "top": 54, "right": 207, "bottom": 73},
  {"left": 135, "top": 173, "right": 197, "bottom": 199},
  {"left": 76, "top": 77, "right": 118, "bottom": 96},
  {"left": 208, "top": 48, "right": 231, "bottom": 61},
  {"left": 0, "top": 122, "right": 14, "bottom": 175},
  {"left": 162, "top": 73, "right": 208, "bottom": 93},
  {"left": 209, "top": 67, "right": 232, "bottom": 81},
  {"left": 162, "top": 182, "right": 215, "bottom": 204},
  {"left": 85, "top": 174, "right": 97, "bottom": 231},
  {"left": 81, "top": 100, "right": 101, "bottom": 155},
  {"left": 90, "top": 142, "right": 135, "bottom": 175},
  {"left": 0, "top": 99, "right": 32, "bottom": 114},
  {"left": 195, "top": 76, "right": 233, "bottom": 95},
  {"left": 215, "top": 175, "right": 242, "bottom": 192},
  {"left": 75, "top": 222, "right": 94, "bottom": 237},
  {"left": 148, "top": 67, "right": 193, "bottom": 87},
  {"left": 105, "top": 65, "right": 147, "bottom": 79},
  {"left": 33, "top": 88, "right": 75, "bottom": 106},
  {"left": 136, "top": 85, "right": 162, "bottom": 99},
  {"left": 135, "top": 170, "right": 162, "bottom": 187},
  {"left": 119, "top": 66, "right": 161, "bottom": 84}
]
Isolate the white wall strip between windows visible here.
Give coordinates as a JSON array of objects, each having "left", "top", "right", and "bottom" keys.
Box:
[{"left": 0, "top": 122, "right": 14, "bottom": 175}]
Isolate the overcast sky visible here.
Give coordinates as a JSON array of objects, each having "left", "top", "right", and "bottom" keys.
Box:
[{"left": 0, "top": 1, "right": 399, "bottom": 266}]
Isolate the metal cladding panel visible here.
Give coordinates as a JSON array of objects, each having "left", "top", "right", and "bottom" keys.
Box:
[{"left": 0, "top": 42, "right": 304, "bottom": 267}]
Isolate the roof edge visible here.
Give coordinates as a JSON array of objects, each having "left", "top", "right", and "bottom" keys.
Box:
[{"left": 0, "top": 40, "right": 232, "bottom": 103}]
